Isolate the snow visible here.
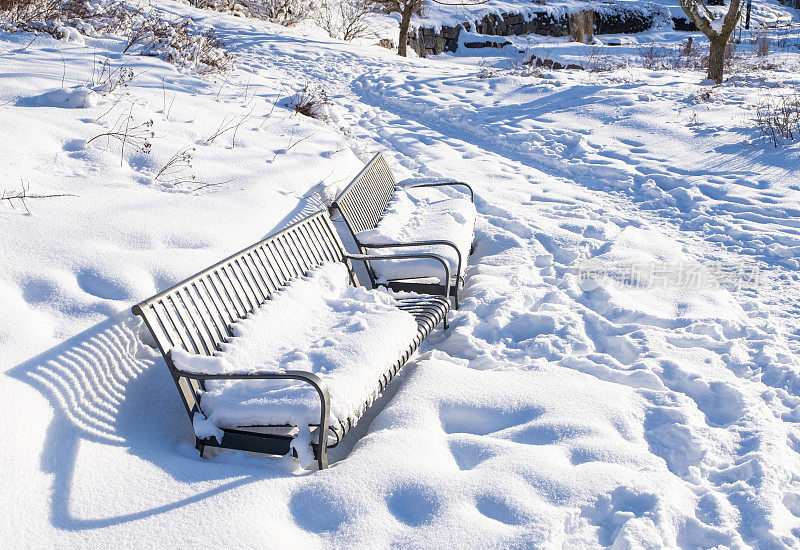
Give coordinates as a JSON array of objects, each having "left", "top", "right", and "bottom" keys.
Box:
[
  {"left": 578, "top": 226, "right": 746, "bottom": 322},
  {"left": 171, "top": 262, "right": 419, "bottom": 431},
  {"left": 20, "top": 86, "right": 101, "bottom": 108},
  {"left": 357, "top": 186, "right": 476, "bottom": 283},
  {"left": 3, "top": 0, "right": 800, "bottom": 547}
]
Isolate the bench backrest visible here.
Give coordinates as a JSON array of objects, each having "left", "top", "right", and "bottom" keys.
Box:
[
  {"left": 332, "top": 153, "right": 397, "bottom": 236},
  {"left": 132, "top": 210, "right": 353, "bottom": 416}
]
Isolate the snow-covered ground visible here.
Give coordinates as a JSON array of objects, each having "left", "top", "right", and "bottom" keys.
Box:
[{"left": 3, "top": 1, "right": 800, "bottom": 547}]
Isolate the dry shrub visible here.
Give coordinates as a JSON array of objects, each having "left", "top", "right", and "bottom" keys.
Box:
[
  {"left": 755, "top": 94, "right": 800, "bottom": 147},
  {"left": 314, "top": 0, "right": 374, "bottom": 41},
  {"left": 191, "top": 0, "right": 312, "bottom": 26},
  {"left": 584, "top": 47, "right": 622, "bottom": 72},
  {"left": 290, "top": 84, "right": 330, "bottom": 119},
  {"left": 637, "top": 44, "right": 675, "bottom": 70},
  {"left": 754, "top": 30, "right": 771, "bottom": 57},
  {"left": 723, "top": 40, "right": 737, "bottom": 69},
  {"left": 637, "top": 39, "right": 705, "bottom": 71},
  {"left": 0, "top": 0, "right": 60, "bottom": 23}
]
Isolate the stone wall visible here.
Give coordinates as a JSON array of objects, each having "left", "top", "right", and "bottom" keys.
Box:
[{"left": 408, "top": 3, "right": 666, "bottom": 58}]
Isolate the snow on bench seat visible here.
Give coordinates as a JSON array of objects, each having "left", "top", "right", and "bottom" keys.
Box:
[
  {"left": 356, "top": 186, "right": 477, "bottom": 284},
  {"left": 169, "top": 262, "right": 419, "bottom": 434}
]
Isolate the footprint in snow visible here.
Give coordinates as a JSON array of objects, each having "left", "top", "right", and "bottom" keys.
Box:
[
  {"left": 475, "top": 494, "right": 527, "bottom": 526},
  {"left": 502, "top": 422, "right": 593, "bottom": 447},
  {"left": 439, "top": 403, "right": 545, "bottom": 436},
  {"left": 447, "top": 436, "right": 500, "bottom": 470},
  {"left": 385, "top": 483, "right": 442, "bottom": 527},
  {"left": 289, "top": 484, "right": 353, "bottom": 533},
  {"left": 75, "top": 268, "right": 132, "bottom": 301},
  {"left": 62, "top": 138, "right": 86, "bottom": 152}
]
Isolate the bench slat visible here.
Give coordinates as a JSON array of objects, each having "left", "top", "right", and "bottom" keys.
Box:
[
  {"left": 241, "top": 252, "right": 268, "bottom": 302},
  {"left": 182, "top": 284, "right": 218, "bottom": 355},
  {"left": 193, "top": 279, "right": 228, "bottom": 347},
  {"left": 333, "top": 154, "right": 396, "bottom": 235},
  {"left": 254, "top": 245, "right": 281, "bottom": 292},
  {"left": 206, "top": 271, "right": 236, "bottom": 329},
  {"left": 236, "top": 260, "right": 260, "bottom": 311},
  {"left": 162, "top": 296, "right": 195, "bottom": 353}
]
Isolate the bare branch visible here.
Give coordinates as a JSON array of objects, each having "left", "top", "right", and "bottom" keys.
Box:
[{"left": 1, "top": 182, "right": 76, "bottom": 213}]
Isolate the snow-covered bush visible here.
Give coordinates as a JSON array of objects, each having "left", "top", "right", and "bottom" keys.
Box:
[
  {"left": 189, "top": 0, "right": 312, "bottom": 26},
  {"left": 0, "top": 0, "right": 59, "bottom": 23},
  {"left": 1, "top": 0, "right": 134, "bottom": 34},
  {"left": 314, "top": 0, "right": 374, "bottom": 41},
  {"left": 124, "top": 16, "right": 234, "bottom": 74},
  {"left": 253, "top": 0, "right": 312, "bottom": 25},
  {"left": 1, "top": 1, "right": 234, "bottom": 75}
]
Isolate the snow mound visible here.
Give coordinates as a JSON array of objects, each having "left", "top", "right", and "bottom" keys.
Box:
[
  {"left": 171, "top": 262, "right": 419, "bottom": 430},
  {"left": 19, "top": 86, "right": 101, "bottom": 109}
]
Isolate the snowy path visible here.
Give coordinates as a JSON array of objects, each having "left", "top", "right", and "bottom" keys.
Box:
[
  {"left": 3, "top": 4, "right": 800, "bottom": 547},
  {"left": 221, "top": 21, "right": 800, "bottom": 545}
]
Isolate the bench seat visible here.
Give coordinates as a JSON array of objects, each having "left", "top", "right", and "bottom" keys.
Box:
[{"left": 357, "top": 186, "right": 476, "bottom": 286}]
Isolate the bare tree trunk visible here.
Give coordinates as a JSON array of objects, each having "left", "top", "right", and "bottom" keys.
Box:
[
  {"left": 398, "top": 4, "right": 413, "bottom": 57},
  {"left": 707, "top": 36, "right": 726, "bottom": 83}
]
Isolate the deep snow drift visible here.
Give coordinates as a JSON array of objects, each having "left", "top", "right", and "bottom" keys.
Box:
[{"left": 2, "top": 1, "right": 800, "bottom": 548}]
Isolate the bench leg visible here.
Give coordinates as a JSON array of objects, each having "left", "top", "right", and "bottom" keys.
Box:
[
  {"left": 297, "top": 373, "right": 331, "bottom": 470},
  {"left": 316, "top": 442, "right": 328, "bottom": 470},
  {"left": 196, "top": 438, "right": 206, "bottom": 459}
]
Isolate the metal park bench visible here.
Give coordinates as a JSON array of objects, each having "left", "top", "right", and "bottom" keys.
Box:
[
  {"left": 331, "top": 154, "right": 475, "bottom": 308},
  {"left": 131, "top": 210, "right": 451, "bottom": 469}
]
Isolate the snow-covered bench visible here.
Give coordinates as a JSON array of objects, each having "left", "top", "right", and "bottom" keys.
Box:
[
  {"left": 131, "top": 210, "right": 451, "bottom": 469},
  {"left": 332, "top": 154, "right": 476, "bottom": 308}
]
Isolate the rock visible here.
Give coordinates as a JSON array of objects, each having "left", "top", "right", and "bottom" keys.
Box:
[{"left": 408, "top": 4, "right": 663, "bottom": 56}]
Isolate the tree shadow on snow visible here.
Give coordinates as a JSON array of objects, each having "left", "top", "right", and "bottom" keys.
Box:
[{"left": 7, "top": 311, "right": 299, "bottom": 531}]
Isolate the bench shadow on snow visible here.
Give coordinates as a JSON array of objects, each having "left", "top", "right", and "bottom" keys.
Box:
[
  {"left": 5, "top": 193, "right": 381, "bottom": 531},
  {"left": 8, "top": 312, "right": 290, "bottom": 530}
]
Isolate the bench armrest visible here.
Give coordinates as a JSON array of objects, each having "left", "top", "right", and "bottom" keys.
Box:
[
  {"left": 179, "top": 369, "right": 331, "bottom": 469},
  {"left": 354, "top": 240, "right": 463, "bottom": 286},
  {"left": 343, "top": 252, "right": 452, "bottom": 303},
  {"left": 406, "top": 181, "right": 474, "bottom": 203}
]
